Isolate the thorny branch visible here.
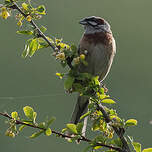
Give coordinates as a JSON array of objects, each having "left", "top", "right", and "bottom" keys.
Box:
[{"left": 0, "top": 112, "right": 121, "bottom": 152}]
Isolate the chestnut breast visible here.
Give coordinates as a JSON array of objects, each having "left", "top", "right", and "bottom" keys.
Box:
[{"left": 78, "top": 31, "right": 116, "bottom": 81}]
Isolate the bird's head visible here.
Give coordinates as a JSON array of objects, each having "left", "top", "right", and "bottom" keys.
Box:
[{"left": 79, "top": 16, "right": 111, "bottom": 34}]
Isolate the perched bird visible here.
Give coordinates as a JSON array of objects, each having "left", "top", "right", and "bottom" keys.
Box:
[{"left": 70, "top": 16, "right": 116, "bottom": 136}]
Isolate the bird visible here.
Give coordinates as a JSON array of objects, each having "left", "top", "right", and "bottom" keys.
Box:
[{"left": 70, "top": 16, "right": 116, "bottom": 136}]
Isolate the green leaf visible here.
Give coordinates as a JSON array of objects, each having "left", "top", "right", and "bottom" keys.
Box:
[
  {"left": 38, "top": 38, "right": 49, "bottom": 49},
  {"left": 23, "top": 106, "right": 34, "bottom": 120},
  {"left": 110, "top": 138, "right": 122, "bottom": 148},
  {"left": 61, "top": 128, "right": 67, "bottom": 133},
  {"left": 66, "top": 123, "right": 78, "bottom": 134},
  {"left": 132, "top": 142, "right": 141, "bottom": 152},
  {"left": 92, "top": 121, "right": 100, "bottom": 131},
  {"left": 19, "top": 125, "right": 26, "bottom": 132},
  {"left": 93, "top": 146, "right": 102, "bottom": 150},
  {"left": 22, "top": 2, "right": 29, "bottom": 10},
  {"left": 142, "top": 148, "right": 152, "bottom": 152},
  {"left": 92, "top": 76, "right": 100, "bottom": 85},
  {"left": 33, "top": 112, "right": 37, "bottom": 123},
  {"left": 46, "top": 117, "right": 56, "bottom": 128},
  {"left": 70, "top": 44, "right": 77, "bottom": 52},
  {"left": 30, "top": 130, "right": 44, "bottom": 138},
  {"left": 64, "top": 76, "right": 74, "bottom": 90},
  {"left": 76, "top": 123, "right": 83, "bottom": 134},
  {"left": 36, "top": 5, "right": 46, "bottom": 15},
  {"left": 22, "top": 44, "right": 30, "bottom": 58},
  {"left": 125, "top": 119, "right": 137, "bottom": 127},
  {"left": 11, "top": 111, "right": 18, "bottom": 120},
  {"left": 80, "top": 111, "right": 91, "bottom": 120},
  {"left": 38, "top": 122, "right": 46, "bottom": 128},
  {"left": 40, "top": 25, "right": 47, "bottom": 33},
  {"left": 29, "top": 38, "right": 39, "bottom": 57},
  {"left": 101, "top": 99, "right": 116, "bottom": 104},
  {"left": 45, "top": 128, "right": 52, "bottom": 136},
  {"left": 94, "top": 135, "right": 106, "bottom": 143},
  {"left": 16, "top": 30, "right": 33, "bottom": 35}
]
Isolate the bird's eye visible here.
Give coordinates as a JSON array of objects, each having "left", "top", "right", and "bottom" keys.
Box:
[{"left": 97, "top": 18, "right": 105, "bottom": 25}]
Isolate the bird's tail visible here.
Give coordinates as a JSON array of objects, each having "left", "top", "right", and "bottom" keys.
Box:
[{"left": 70, "top": 95, "right": 89, "bottom": 136}]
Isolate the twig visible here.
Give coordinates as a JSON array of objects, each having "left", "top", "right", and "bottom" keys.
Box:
[
  {"left": 0, "top": 112, "right": 122, "bottom": 152},
  {"left": 10, "top": 1, "right": 73, "bottom": 69},
  {"left": 97, "top": 104, "right": 131, "bottom": 152}
]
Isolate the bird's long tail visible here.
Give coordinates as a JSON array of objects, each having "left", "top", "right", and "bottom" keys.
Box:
[{"left": 70, "top": 95, "right": 89, "bottom": 136}]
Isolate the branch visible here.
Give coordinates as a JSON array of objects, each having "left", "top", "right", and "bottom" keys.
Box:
[
  {"left": 0, "top": 112, "right": 122, "bottom": 152},
  {"left": 10, "top": 1, "right": 73, "bottom": 69},
  {"left": 97, "top": 104, "right": 131, "bottom": 152}
]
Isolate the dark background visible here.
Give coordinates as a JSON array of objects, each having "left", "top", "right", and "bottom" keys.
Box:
[{"left": 0, "top": 0, "right": 152, "bottom": 151}]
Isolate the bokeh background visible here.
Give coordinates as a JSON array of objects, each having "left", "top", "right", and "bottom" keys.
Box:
[{"left": 0, "top": 0, "right": 152, "bottom": 151}]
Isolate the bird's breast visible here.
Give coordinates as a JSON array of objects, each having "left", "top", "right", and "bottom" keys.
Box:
[{"left": 78, "top": 31, "right": 115, "bottom": 81}]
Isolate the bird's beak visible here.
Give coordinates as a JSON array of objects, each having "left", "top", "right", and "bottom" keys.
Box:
[{"left": 79, "top": 19, "right": 87, "bottom": 25}]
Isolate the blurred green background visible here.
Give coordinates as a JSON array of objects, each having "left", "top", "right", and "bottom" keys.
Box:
[{"left": 0, "top": 0, "right": 152, "bottom": 151}]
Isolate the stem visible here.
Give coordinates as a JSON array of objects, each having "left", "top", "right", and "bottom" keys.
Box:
[
  {"left": 97, "top": 104, "right": 131, "bottom": 152},
  {"left": 0, "top": 112, "right": 121, "bottom": 152},
  {"left": 10, "top": 1, "right": 73, "bottom": 69}
]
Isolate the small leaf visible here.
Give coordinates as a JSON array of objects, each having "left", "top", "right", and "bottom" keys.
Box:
[
  {"left": 45, "top": 128, "right": 52, "bottom": 136},
  {"left": 92, "top": 121, "right": 100, "bottom": 131},
  {"left": 38, "top": 122, "right": 46, "bottom": 128},
  {"left": 64, "top": 76, "right": 74, "bottom": 90},
  {"left": 33, "top": 112, "right": 37, "bottom": 123},
  {"left": 101, "top": 99, "right": 116, "bottom": 104},
  {"left": 29, "top": 38, "right": 39, "bottom": 57},
  {"left": 61, "top": 128, "right": 67, "bottom": 133},
  {"left": 94, "top": 135, "right": 106, "bottom": 143},
  {"left": 23, "top": 106, "right": 34, "bottom": 120},
  {"left": 11, "top": 111, "right": 18, "bottom": 120},
  {"left": 76, "top": 123, "right": 83, "bottom": 134},
  {"left": 66, "top": 123, "right": 78, "bottom": 134},
  {"left": 30, "top": 130, "right": 44, "bottom": 138},
  {"left": 40, "top": 25, "right": 47, "bottom": 33},
  {"left": 16, "top": 30, "right": 33, "bottom": 35},
  {"left": 38, "top": 38, "right": 49, "bottom": 49},
  {"left": 19, "top": 125, "right": 26, "bottom": 132},
  {"left": 110, "top": 138, "right": 122, "bottom": 148},
  {"left": 22, "top": 44, "right": 30, "bottom": 58},
  {"left": 22, "top": 3, "right": 28, "bottom": 10},
  {"left": 110, "top": 115, "right": 121, "bottom": 122},
  {"left": 94, "top": 146, "right": 102, "bottom": 150},
  {"left": 36, "top": 5, "right": 46, "bottom": 15},
  {"left": 80, "top": 111, "right": 91, "bottom": 120},
  {"left": 125, "top": 119, "right": 137, "bottom": 127},
  {"left": 92, "top": 76, "right": 100, "bottom": 85},
  {"left": 142, "top": 148, "right": 152, "bottom": 152},
  {"left": 46, "top": 117, "right": 56, "bottom": 128},
  {"left": 132, "top": 142, "right": 141, "bottom": 152}
]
